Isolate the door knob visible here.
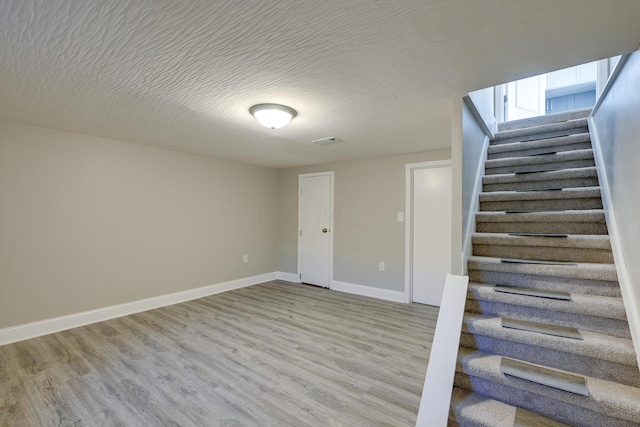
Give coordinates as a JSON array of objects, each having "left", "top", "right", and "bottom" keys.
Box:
[{"left": 322, "top": 228, "right": 328, "bottom": 233}]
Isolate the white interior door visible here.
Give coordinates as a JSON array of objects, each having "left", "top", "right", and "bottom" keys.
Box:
[
  {"left": 298, "top": 173, "right": 333, "bottom": 288},
  {"left": 507, "top": 75, "right": 547, "bottom": 121},
  {"left": 411, "top": 164, "right": 452, "bottom": 306}
]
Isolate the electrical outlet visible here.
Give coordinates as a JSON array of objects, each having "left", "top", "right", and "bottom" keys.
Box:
[
  {"left": 379, "top": 261, "right": 385, "bottom": 271},
  {"left": 243, "top": 254, "right": 248, "bottom": 263}
]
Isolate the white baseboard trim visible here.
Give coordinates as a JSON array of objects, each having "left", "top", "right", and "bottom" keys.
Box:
[
  {"left": 276, "top": 271, "right": 301, "bottom": 283},
  {"left": 331, "top": 280, "right": 407, "bottom": 303},
  {"left": 0, "top": 272, "right": 277, "bottom": 347}
]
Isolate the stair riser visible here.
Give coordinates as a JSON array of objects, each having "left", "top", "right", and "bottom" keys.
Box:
[
  {"left": 492, "top": 126, "right": 590, "bottom": 145},
  {"left": 467, "top": 270, "right": 621, "bottom": 297},
  {"left": 459, "top": 333, "right": 640, "bottom": 388},
  {"left": 446, "top": 415, "right": 461, "bottom": 427},
  {"left": 468, "top": 257, "right": 617, "bottom": 280},
  {"left": 487, "top": 142, "right": 592, "bottom": 160},
  {"left": 485, "top": 158, "right": 595, "bottom": 175},
  {"left": 464, "top": 299, "right": 632, "bottom": 339},
  {"left": 453, "top": 374, "right": 637, "bottom": 427},
  {"left": 480, "top": 198, "right": 603, "bottom": 212},
  {"left": 475, "top": 221, "right": 608, "bottom": 235},
  {"left": 483, "top": 177, "right": 599, "bottom": 192},
  {"left": 472, "top": 245, "right": 613, "bottom": 264},
  {"left": 450, "top": 387, "right": 572, "bottom": 427},
  {"left": 498, "top": 110, "right": 591, "bottom": 132}
]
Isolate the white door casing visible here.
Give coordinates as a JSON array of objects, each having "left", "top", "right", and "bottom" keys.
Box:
[
  {"left": 298, "top": 172, "right": 334, "bottom": 288},
  {"left": 405, "top": 161, "right": 452, "bottom": 306}
]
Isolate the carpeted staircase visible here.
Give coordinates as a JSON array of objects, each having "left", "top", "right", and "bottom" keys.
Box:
[{"left": 449, "top": 109, "right": 640, "bottom": 426}]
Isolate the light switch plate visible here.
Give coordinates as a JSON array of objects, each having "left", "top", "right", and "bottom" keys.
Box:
[{"left": 397, "top": 212, "right": 404, "bottom": 222}]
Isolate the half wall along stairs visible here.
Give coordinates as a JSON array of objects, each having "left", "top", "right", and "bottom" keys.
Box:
[{"left": 448, "top": 109, "right": 640, "bottom": 426}]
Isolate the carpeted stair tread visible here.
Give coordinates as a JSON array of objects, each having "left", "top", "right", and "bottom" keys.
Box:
[
  {"left": 492, "top": 118, "right": 589, "bottom": 145},
  {"left": 449, "top": 388, "right": 524, "bottom": 427},
  {"left": 449, "top": 388, "right": 571, "bottom": 427},
  {"left": 482, "top": 166, "right": 599, "bottom": 192},
  {"left": 464, "top": 299, "right": 632, "bottom": 340},
  {"left": 467, "top": 256, "right": 617, "bottom": 282},
  {"left": 501, "top": 317, "right": 582, "bottom": 340},
  {"left": 484, "top": 149, "right": 595, "bottom": 175},
  {"left": 480, "top": 186, "right": 601, "bottom": 203},
  {"left": 469, "top": 273, "right": 621, "bottom": 298},
  {"left": 486, "top": 149, "right": 594, "bottom": 169},
  {"left": 462, "top": 315, "right": 639, "bottom": 367},
  {"left": 475, "top": 210, "right": 608, "bottom": 235},
  {"left": 493, "top": 285, "right": 571, "bottom": 300},
  {"left": 468, "top": 283, "right": 627, "bottom": 320},
  {"left": 466, "top": 284, "right": 632, "bottom": 339},
  {"left": 483, "top": 202, "right": 603, "bottom": 213},
  {"left": 476, "top": 209, "right": 605, "bottom": 221},
  {"left": 472, "top": 233, "right": 613, "bottom": 264},
  {"left": 498, "top": 109, "right": 591, "bottom": 132},
  {"left": 487, "top": 133, "right": 592, "bottom": 160},
  {"left": 480, "top": 187, "right": 603, "bottom": 212},
  {"left": 467, "top": 256, "right": 620, "bottom": 297},
  {"left": 472, "top": 233, "right": 611, "bottom": 250},
  {"left": 455, "top": 348, "right": 640, "bottom": 425}
]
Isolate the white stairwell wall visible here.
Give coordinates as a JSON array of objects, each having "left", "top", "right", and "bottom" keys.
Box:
[
  {"left": 589, "top": 51, "right": 640, "bottom": 368},
  {"left": 461, "top": 91, "right": 494, "bottom": 273}
]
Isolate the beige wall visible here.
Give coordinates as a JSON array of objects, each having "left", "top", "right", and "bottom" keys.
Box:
[
  {"left": 277, "top": 150, "right": 452, "bottom": 292},
  {"left": 0, "top": 119, "right": 278, "bottom": 329}
]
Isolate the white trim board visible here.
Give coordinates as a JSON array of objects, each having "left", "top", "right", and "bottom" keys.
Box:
[
  {"left": 276, "top": 271, "right": 301, "bottom": 283},
  {"left": 416, "top": 274, "right": 469, "bottom": 427},
  {"left": 331, "top": 280, "right": 406, "bottom": 303},
  {"left": 0, "top": 272, "right": 277, "bottom": 347}
]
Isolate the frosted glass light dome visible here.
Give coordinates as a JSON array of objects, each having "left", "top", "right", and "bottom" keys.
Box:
[{"left": 249, "top": 104, "right": 297, "bottom": 129}]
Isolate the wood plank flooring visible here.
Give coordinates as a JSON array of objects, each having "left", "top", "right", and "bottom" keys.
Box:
[{"left": 0, "top": 281, "right": 438, "bottom": 426}]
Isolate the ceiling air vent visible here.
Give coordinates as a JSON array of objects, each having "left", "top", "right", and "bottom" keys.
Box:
[{"left": 312, "top": 137, "right": 339, "bottom": 145}]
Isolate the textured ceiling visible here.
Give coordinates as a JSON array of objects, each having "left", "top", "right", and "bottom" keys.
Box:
[{"left": 1, "top": 0, "right": 640, "bottom": 168}]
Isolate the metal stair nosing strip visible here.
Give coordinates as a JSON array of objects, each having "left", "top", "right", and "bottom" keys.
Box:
[
  {"left": 515, "top": 188, "right": 564, "bottom": 192},
  {"left": 506, "top": 135, "right": 570, "bottom": 144},
  {"left": 513, "top": 407, "right": 571, "bottom": 427},
  {"left": 528, "top": 151, "right": 558, "bottom": 156},
  {"left": 501, "top": 317, "right": 583, "bottom": 340},
  {"left": 500, "top": 258, "right": 578, "bottom": 266},
  {"left": 508, "top": 233, "right": 568, "bottom": 238},
  {"left": 514, "top": 169, "right": 566, "bottom": 175},
  {"left": 504, "top": 210, "right": 568, "bottom": 214},
  {"left": 499, "top": 357, "right": 589, "bottom": 396},
  {"left": 493, "top": 285, "right": 571, "bottom": 301}
]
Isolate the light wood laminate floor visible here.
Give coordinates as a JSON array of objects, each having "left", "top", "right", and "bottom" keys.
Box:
[{"left": 0, "top": 281, "right": 439, "bottom": 426}]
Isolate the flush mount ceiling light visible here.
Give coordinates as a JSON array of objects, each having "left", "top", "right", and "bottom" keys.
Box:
[{"left": 249, "top": 104, "right": 297, "bottom": 129}]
